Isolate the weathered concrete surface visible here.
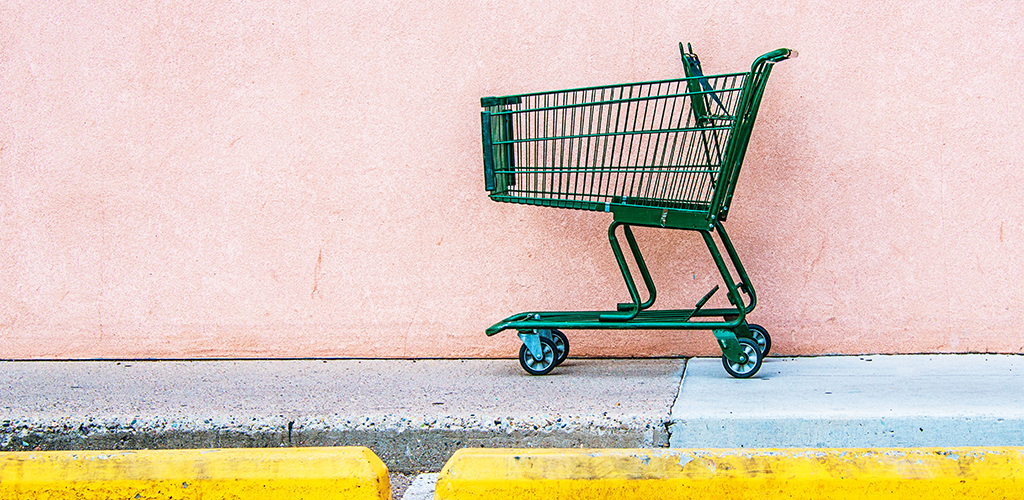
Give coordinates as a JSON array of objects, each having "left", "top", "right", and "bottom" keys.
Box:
[
  {"left": 8, "top": 355, "right": 1024, "bottom": 475},
  {"left": 670, "top": 355, "right": 1024, "bottom": 448},
  {"left": 0, "top": 359, "right": 684, "bottom": 471}
]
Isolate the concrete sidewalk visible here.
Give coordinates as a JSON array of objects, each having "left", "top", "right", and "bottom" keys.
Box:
[
  {"left": 3, "top": 355, "right": 1023, "bottom": 476},
  {"left": 0, "top": 358, "right": 682, "bottom": 472},
  {"left": 672, "top": 355, "right": 1024, "bottom": 448}
]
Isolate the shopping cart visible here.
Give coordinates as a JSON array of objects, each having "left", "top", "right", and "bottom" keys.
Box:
[{"left": 480, "top": 44, "right": 795, "bottom": 378}]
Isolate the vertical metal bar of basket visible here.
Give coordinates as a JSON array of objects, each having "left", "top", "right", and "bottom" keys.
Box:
[
  {"left": 621, "top": 84, "right": 640, "bottom": 201},
  {"left": 676, "top": 79, "right": 696, "bottom": 204},
  {"left": 566, "top": 91, "right": 578, "bottom": 206},
  {"left": 594, "top": 87, "right": 610, "bottom": 204},
  {"left": 626, "top": 84, "right": 645, "bottom": 200},
  {"left": 540, "top": 93, "right": 548, "bottom": 201},
  {"left": 551, "top": 93, "right": 560, "bottom": 204},
  {"left": 633, "top": 84, "right": 651, "bottom": 199},
  {"left": 617, "top": 85, "right": 633, "bottom": 201},
  {"left": 576, "top": 90, "right": 586, "bottom": 205},
  {"left": 599, "top": 86, "right": 621, "bottom": 204},
  {"left": 679, "top": 81, "right": 701, "bottom": 205},
  {"left": 599, "top": 86, "right": 616, "bottom": 204},
  {"left": 572, "top": 91, "right": 583, "bottom": 205},
  {"left": 581, "top": 89, "right": 595, "bottom": 204},
  {"left": 650, "top": 81, "right": 678, "bottom": 204},
  {"left": 649, "top": 84, "right": 665, "bottom": 203},
  {"left": 660, "top": 81, "right": 679, "bottom": 205},
  {"left": 656, "top": 83, "right": 675, "bottom": 202},
  {"left": 481, "top": 111, "right": 496, "bottom": 192},
  {"left": 679, "top": 86, "right": 704, "bottom": 206},
  {"left": 591, "top": 88, "right": 605, "bottom": 203},
  {"left": 536, "top": 95, "right": 544, "bottom": 200},
  {"left": 569, "top": 90, "right": 577, "bottom": 204},
  {"left": 628, "top": 84, "right": 651, "bottom": 201},
  {"left": 558, "top": 92, "right": 566, "bottom": 203},
  {"left": 661, "top": 82, "right": 683, "bottom": 203},
  {"left": 535, "top": 95, "right": 544, "bottom": 201},
  {"left": 563, "top": 91, "right": 571, "bottom": 205},
  {"left": 582, "top": 89, "right": 593, "bottom": 205},
  {"left": 553, "top": 92, "right": 562, "bottom": 203},
  {"left": 666, "top": 80, "right": 693, "bottom": 206},
  {"left": 504, "top": 108, "right": 516, "bottom": 188},
  {"left": 696, "top": 79, "right": 724, "bottom": 207},
  {"left": 638, "top": 83, "right": 658, "bottom": 203},
  {"left": 609, "top": 86, "right": 626, "bottom": 201},
  {"left": 515, "top": 101, "right": 525, "bottom": 198}
]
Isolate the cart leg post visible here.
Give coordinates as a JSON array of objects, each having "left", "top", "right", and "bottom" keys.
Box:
[
  {"left": 617, "top": 224, "right": 658, "bottom": 312},
  {"left": 601, "top": 222, "right": 648, "bottom": 321},
  {"left": 700, "top": 228, "right": 747, "bottom": 324},
  {"left": 714, "top": 221, "right": 757, "bottom": 313}
]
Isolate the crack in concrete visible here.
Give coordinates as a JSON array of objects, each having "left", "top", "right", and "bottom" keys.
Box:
[{"left": 664, "top": 358, "right": 687, "bottom": 446}]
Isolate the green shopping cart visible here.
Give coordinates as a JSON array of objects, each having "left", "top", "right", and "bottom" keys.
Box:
[{"left": 480, "top": 44, "right": 795, "bottom": 378}]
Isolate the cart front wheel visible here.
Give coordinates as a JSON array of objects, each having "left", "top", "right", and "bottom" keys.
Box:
[
  {"left": 722, "top": 338, "right": 763, "bottom": 378},
  {"left": 519, "top": 337, "right": 558, "bottom": 376},
  {"left": 550, "top": 329, "right": 569, "bottom": 366},
  {"left": 747, "top": 324, "right": 771, "bottom": 357}
]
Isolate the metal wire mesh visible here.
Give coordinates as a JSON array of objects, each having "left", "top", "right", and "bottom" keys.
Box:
[{"left": 484, "top": 73, "right": 749, "bottom": 213}]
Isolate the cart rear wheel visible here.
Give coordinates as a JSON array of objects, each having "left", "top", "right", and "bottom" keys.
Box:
[
  {"left": 747, "top": 324, "right": 771, "bottom": 357},
  {"left": 722, "top": 337, "right": 762, "bottom": 378},
  {"left": 550, "top": 329, "right": 569, "bottom": 366},
  {"left": 519, "top": 337, "right": 558, "bottom": 376}
]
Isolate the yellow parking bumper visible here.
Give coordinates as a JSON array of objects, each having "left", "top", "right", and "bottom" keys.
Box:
[
  {"left": 0, "top": 446, "right": 391, "bottom": 500},
  {"left": 436, "top": 447, "right": 1024, "bottom": 499}
]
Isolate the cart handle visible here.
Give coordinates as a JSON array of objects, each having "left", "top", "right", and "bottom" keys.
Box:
[{"left": 754, "top": 48, "right": 798, "bottom": 68}]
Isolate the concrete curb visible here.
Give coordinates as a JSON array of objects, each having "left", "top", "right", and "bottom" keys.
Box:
[
  {"left": 435, "top": 447, "right": 1024, "bottom": 499},
  {"left": 0, "top": 447, "right": 391, "bottom": 500},
  {"left": 0, "top": 359, "right": 683, "bottom": 472}
]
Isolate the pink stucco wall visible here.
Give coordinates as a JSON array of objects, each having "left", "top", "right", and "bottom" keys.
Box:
[{"left": 2, "top": 1, "right": 1023, "bottom": 359}]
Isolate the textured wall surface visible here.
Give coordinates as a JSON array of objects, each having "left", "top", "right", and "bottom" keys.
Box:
[{"left": 2, "top": 1, "right": 1022, "bottom": 358}]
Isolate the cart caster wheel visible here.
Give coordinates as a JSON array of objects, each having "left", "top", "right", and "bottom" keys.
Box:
[
  {"left": 747, "top": 324, "right": 771, "bottom": 357},
  {"left": 550, "top": 329, "right": 569, "bottom": 366},
  {"left": 722, "top": 337, "right": 763, "bottom": 379},
  {"left": 519, "top": 336, "right": 558, "bottom": 375}
]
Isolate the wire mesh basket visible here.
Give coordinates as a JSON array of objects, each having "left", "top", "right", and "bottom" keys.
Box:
[{"left": 482, "top": 71, "right": 747, "bottom": 217}]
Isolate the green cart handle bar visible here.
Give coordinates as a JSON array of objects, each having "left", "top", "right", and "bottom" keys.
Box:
[{"left": 756, "top": 48, "right": 798, "bottom": 66}]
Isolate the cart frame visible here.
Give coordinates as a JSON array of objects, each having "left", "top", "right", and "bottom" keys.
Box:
[{"left": 480, "top": 45, "right": 795, "bottom": 377}]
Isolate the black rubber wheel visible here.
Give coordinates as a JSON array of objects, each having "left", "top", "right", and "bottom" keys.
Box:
[
  {"left": 549, "top": 329, "right": 569, "bottom": 366},
  {"left": 519, "top": 336, "right": 558, "bottom": 376},
  {"left": 722, "top": 337, "right": 763, "bottom": 378},
  {"left": 747, "top": 324, "right": 771, "bottom": 357}
]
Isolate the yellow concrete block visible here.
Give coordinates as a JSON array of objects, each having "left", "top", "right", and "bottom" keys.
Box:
[
  {"left": 0, "top": 446, "right": 390, "bottom": 500},
  {"left": 436, "top": 447, "right": 1024, "bottom": 499}
]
